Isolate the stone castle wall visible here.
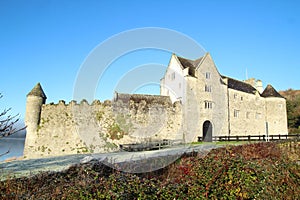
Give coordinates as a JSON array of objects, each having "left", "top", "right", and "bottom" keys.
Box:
[
  {"left": 24, "top": 53, "right": 288, "bottom": 159},
  {"left": 228, "top": 89, "right": 266, "bottom": 136},
  {"left": 265, "top": 97, "right": 288, "bottom": 134},
  {"left": 24, "top": 98, "right": 183, "bottom": 159}
]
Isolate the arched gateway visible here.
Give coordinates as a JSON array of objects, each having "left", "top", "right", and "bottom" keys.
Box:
[{"left": 203, "top": 121, "right": 213, "bottom": 142}]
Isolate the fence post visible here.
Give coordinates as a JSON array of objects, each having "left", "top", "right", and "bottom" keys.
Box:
[
  {"left": 248, "top": 135, "right": 250, "bottom": 141},
  {"left": 279, "top": 134, "right": 281, "bottom": 140}
]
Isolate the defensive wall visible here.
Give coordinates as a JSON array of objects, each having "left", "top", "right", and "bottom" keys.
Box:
[{"left": 24, "top": 85, "right": 183, "bottom": 159}]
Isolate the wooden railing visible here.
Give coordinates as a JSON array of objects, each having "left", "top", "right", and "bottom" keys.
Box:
[
  {"left": 198, "top": 134, "right": 300, "bottom": 142},
  {"left": 119, "top": 139, "right": 184, "bottom": 152}
]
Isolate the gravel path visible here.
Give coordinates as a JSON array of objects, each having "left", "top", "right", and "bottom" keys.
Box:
[{"left": 0, "top": 144, "right": 220, "bottom": 180}]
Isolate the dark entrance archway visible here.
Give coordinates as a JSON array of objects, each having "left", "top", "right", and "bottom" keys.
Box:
[{"left": 203, "top": 121, "right": 213, "bottom": 142}]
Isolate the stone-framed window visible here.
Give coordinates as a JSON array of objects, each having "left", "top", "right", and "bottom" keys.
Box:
[
  {"left": 205, "top": 101, "right": 213, "bottom": 109},
  {"left": 205, "top": 72, "right": 211, "bottom": 79},
  {"left": 205, "top": 85, "right": 212, "bottom": 92},
  {"left": 234, "top": 109, "right": 240, "bottom": 118}
]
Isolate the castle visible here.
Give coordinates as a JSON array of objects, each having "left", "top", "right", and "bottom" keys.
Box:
[{"left": 24, "top": 52, "right": 288, "bottom": 159}]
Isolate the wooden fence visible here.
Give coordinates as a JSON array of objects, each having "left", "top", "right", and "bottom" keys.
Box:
[
  {"left": 119, "top": 139, "right": 183, "bottom": 152},
  {"left": 198, "top": 134, "right": 300, "bottom": 142}
]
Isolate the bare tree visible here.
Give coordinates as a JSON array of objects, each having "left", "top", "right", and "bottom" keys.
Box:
[{"left": 0, "top": 93, "right": 25, "bottom": 156}]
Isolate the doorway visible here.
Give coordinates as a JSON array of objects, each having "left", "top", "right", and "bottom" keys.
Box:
[{"left": 203, "top": 121, "right": 213, "bottom": 142}]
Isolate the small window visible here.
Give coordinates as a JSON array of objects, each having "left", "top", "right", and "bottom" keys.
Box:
[
  {"left": 234, "top": 109, "right": 240, "bottom": 118},
  {"left": 205, "top": 101, "right": 213, "bottom": 109},
  {"left": 205, "top": 72, "right": 211, "bottom": 79},
  {"left": 171, "top": 72, "right": 175, "bottom": 80},
  {"left": 241, "top": 96, "right": 243, "bottom": 101},
  {"left": 205, "top": 85, "right": 212, "bottom": 92},
  {"left": 234, "top": 93, "right": 237, "bottom": 99}
]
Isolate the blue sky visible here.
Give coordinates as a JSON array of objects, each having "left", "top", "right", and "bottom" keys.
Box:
[{"left": 0, "top": 0, "right": 299, "bottom": 119}]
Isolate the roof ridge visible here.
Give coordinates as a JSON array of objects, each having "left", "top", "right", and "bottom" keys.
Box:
[
  {"left": 176, "top": 54, "right": 205, "bottom": 68},
  {"left": 223, "top": 75, "right": 254, "bottom": 86},
  {"left": 222, "top": 75, "right": 258, "bottom": 95}
]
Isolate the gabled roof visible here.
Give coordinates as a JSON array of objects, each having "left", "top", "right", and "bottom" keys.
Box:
[
  {"left": 261, "top": 84, "right": 284, "bottom": 98},
  {"left": 27, "top": 83, "right": 47, "bottom": 99},
  {"left": 222, "top": 76, "right": 258, "bottom": 95},
  {"left": 175, "top": 54, "right": 282, "bottom": 98},
  {"left": 176, "top": 55, "right": 205, "bottom": 69},
  {"left": 177, "top": 57, "right": 195, "bottom": 69},
  {"left": 176, "top": 54, "right": 206, "bottom": 77}
]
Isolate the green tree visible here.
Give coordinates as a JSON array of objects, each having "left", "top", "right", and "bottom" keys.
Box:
[{"left": 286, "top": 97, "right": 300, "bottom": 132}]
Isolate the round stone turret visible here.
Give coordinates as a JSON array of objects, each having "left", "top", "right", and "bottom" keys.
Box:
[{"left": 25, "top": 83, "right": 47, "bottom": 132}]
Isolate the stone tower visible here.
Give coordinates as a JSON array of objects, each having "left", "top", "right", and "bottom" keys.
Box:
[{"left": 25, "top": 83, "right": 47, "bottom": 134}]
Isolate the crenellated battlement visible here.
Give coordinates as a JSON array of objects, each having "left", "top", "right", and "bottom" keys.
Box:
[
  {"left": 24, "top": 85, "right": 183, "bottom": 159},
  {"left": 43, "top": 93, "right": 180, "bottom": 111}
]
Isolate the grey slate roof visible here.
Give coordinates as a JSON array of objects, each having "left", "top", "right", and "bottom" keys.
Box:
[
  {"left": 177, "top": 56, "right": 204, "bottom": 69},
  {"left": 177, "top": 57, "right": 195, "bottom": 69},
  {"left": 27, "top": 83, "right": 47, "bottom": 99},
  {"left": 176, "top": 54, "right": 282, "bottom": 97},
  {"left": 114, "top": 92, "right": 171, "bottom": 105},
  {"left": 222, "top": 76, "right": 258, "bottom": 95},
  {"left": 177, "top": 55, "right": 205, "bottom": 77},
  {"left": 261, "top": 84, "right": 284, "bottom": 98}
]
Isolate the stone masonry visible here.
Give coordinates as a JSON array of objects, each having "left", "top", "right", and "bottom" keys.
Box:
[{"left": 24, "top": 52, "right": 288, "bottom": 159}]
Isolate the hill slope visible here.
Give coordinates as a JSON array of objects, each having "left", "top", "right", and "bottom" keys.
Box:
[{"left": 279, "top": 89, "right": 300, "bottom": 133}]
